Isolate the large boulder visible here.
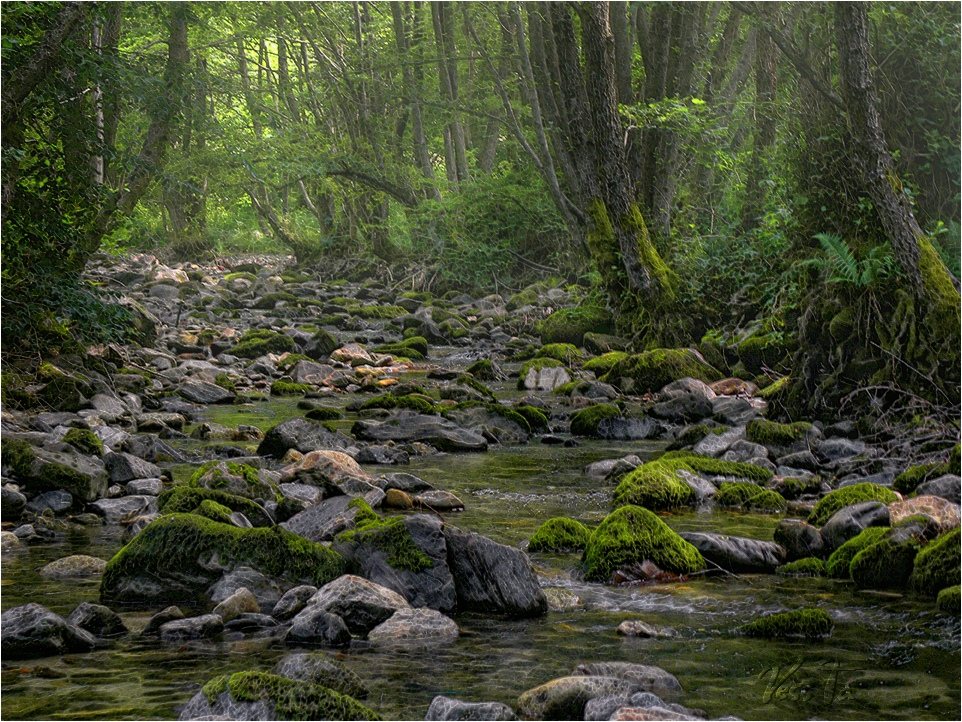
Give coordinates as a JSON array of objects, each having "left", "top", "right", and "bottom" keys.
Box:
[
  {"left": 820, "top": 501, "right": 890, "bottom": 552},
  {"left": 352, "top": 412, "right": 488, "bottom": 452},
  {"left": 40, "top": 554, "right": 107, "bottom": 579},
  {"left": 100, "top": 513, "right": 345, "bottom": 607},
  {"left": 773, "top": 520, "right": 824, "bottom": 561},
  {"left": 1, "top": 485, "right": 27, "bottom": 521},
  {"left": 679, "top": 532, "right": 785, "bottom": 573},
  {"left": 915, "top": 475, "right": 962, "bottom": 505},
  {"left": 285, "top": 607, "right": 351, "bottom": 648},
  {"left": 574, "top": 663, "right": 683, "bottom": 701},
  {"left": 517, "top": 676, "right": 643, "bottom": 721},
  {"left": 279, "top": 450, "right": 378, "bottom": 497},
  {"left": 5, "top": 442, "right": 108, "bottom": 502},
  {"left": 889, "top": 495, "right": 961, "bottom": 533},
  {"left": 306, "top": 575, "right": 409, "bottom": 635},
  {"left": 366, "top": 607, "right": 459, "bottom": 644},
  {"left": 257, "top": 418, "right": 352, "bottom": 458},
  {"left": 103, "top": 452, "right": 162, "bottom": 484},
  {"left": 442, "top": 525, "right": 547, "bottom": 617},
  {"left": 282, "top": 495, "right": 378, "bottom": 542},
  {"left": 1, "top": 603, "right": 96, "bottom": 659}
]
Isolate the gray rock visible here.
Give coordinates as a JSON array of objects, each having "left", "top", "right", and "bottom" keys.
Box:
[
  {"left": 712, "top": 397, "right": 758, "bottom": 426},
  {"left": 916, "top": 474, "right": 961, "bottom": 505},
  {"left": 445, "top": 406, "right": 529, "bottom": 445},
  {"left": 285, "top": 607, "right": 351, "bottom": 647},
  {"left": 817, "top": 438, "right": 867, "bottom": 462},
  {"left": 273, "top": 652, "right": 368, "bottom": 698},
  {"left": 517, "top": 676, "right": 643, "bottom": 720},
  {"left": 178, "top": 381, "right": 235, "bottom": 405},
  {"left": 425, "top": 696, "right": 517, "bottom": 721},
  {"left": 1, "top": 485, "right": 27, "bottom": 521},
  {"left": 584, "top": 693, "right": 695, "bottom": 722},
  {"left": 415, "top": 489, "right": 465, "bottom": 511},
  {"left": 367, "top": 607, "right": 458, "bottom": 644},
  {"left": 1, "top": 603, "right": 96, "bottom": 659},
  {"left": 125, "top": 478, "right": 164, "bottom": 495},
  {"left": 773, "top": 519, "right": 824, "bottom": 561},
  {"left": 585, "top": 457, "right": 641, "bottom": 480},
  {"left": 443, "top": 525, "right": 547, "bottom": 617},
  {"left": 308, "top": 575, "right": 409, "bottom": 635},
  {"left": 650, "top": 393, "right": 713, "bottom": 423},
  {"left": 597, "top": 417, "right": 665, "bottom": 441},
  {"left": 212, "top": 587, "right": 260, "bottom": 622},
  {"left": 676, "top": 469, "right": 717, "bottom": 503},
  {"left": 680, "top": 532, "right": 786, "bottom": 573},
  {"left": 574, "top": 662, "right": 683, "bottom": 701},
  {"left": 66, "top": 602, "right": 127, "bottom": 638},
  {"left": 208, "top": 567, "right": 285, "bottom": 611},
  {"left": 141, "top": 606, "right": 184, "bottom": 637},
  {"left": 355, "top": 445, "right": 410, "bottom": 465},
  {"left": 693, "top": 427, "right": 745, "bottom": 457},
  {"left": 272, "top": 585, "right": 318, "bottom": 621},
  {"left": 159, "top": 614, "right": 224, "bottom": 642},
  {"left": 352, "top": 412, "right": 488, "bottom": 452},
  {"left": 282, "top": 495, "right": 369, "bottom": 542},
  {"left": 89, "top": 393, "right": 129, "bottom": 418},
  {"left": 40, "top": 554, "right": 107, "bottom": 578},
  {"left": 26, "top": 489, "right": 73, "bottom": 514},
  {"left": 89, "top": 494, "right": 158, "bottom": 523},
  {"left": 820, "top": 501, "right": 891, "bottom": 551},
  {"left": 1, "top": 530, "right": 22, "bottom": 550},
  {"left": 776, "top": 450, "right": 820, "bottom": 472},
  {"left": 522, "top": 365, "right": 571, "bottom": 391},
  {"left": 257, "top": 418, "right": 352, "bottom": 458},
  {"left": 103, "top": 452, "right": 162, "bottom": 484},
  {"left": 616, "top": 620, "right": 676, "bottom": 639},
  {"left": 722, "top": 440, "right": 770, "bottom": 464},
  {"left": 14, "top": 446, "right": 108, "bottom": 502},
  {"left": 278, "top": 482, "right": 324, "bottom": 506},
  {"left": 377, "top": 472, "right": 435, "bottom": 493}
]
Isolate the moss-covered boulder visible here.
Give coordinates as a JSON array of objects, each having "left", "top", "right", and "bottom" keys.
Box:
[
  {"left": 358, "top": 393, "right": 438, "bottom": 415},
  {"left": 569, "top": 403, "right": 622, "bottom": 437},
  {"left": 513, "top": 404, "right": 549, "bottom": 432},
  {"left": 1, "top": 438, "right": 108, "bottom": 502},
  {"left": 745, "top": 419, "right": 815, "bottom": 452},
  {"left": 335, "top": 500, "right": 433, "bottom": 573},
  {"left": 894, "top": 445, "right": 961, "bottom": 494},
  {"left": 271, "top": 380, "right": 314, "bottom": 396},
  {"left": 373, "top": 336, "right": 429, "bottom": 360},
  {"left": 737, "top": 332, "right": 792, "bottom": 374},
  {"left": 159, "top": 485, "right": 274, "bottom": 527},
  {"left": 529, "top": 518, "right": 592, "bottom": 553},
  {"left": 100, "top": 513, "right": 345, "bottom": 606},
  {"left": 825, "top": 527, "right": 889, "bottom": 578},
  {"left": 230, "top": 329, "right": 297, "bottom": 358},
  {"left": 849, "top": 530, "right": 920, "bottom": 590},
  {"left": 582, "top": 351, "right": 629, "bottom": 377},
  {"left": 714, "top": 482, "right": 787, "bottom": 512},
  {"left": 600, "top": 348, "right": 721, "bottom": 395},
  {"left": 910, "top": 528, "right": 961, "bottom": 597},
  {"left": 808, "top": 483, "right": 899, "bottom": 527},
  {"left": 582, "top": 505, "right": 705, "bottom": 582},
  {"left": 536, "top": 304, "right": 613, "bottom": 346},
  {"left": 189, "top": 461, "right": 276, "bottom": 501},
  {"left": 776, "top": 557, "right": 826, "bottom": 577},
  {"left": 936, "top": 585, "right": 960, "bottom": 615},
  {"left": 740, "top": 608, "right": 833, "bottom": 640},
  {"left": 536, "top": 343, "right": 583, "bottom": 364},
  {"left": 181, "top": 671, "right": 380, "bottom": 721},
  {"left": 62, "top": 428, "right": 104, "bottom": 456}
]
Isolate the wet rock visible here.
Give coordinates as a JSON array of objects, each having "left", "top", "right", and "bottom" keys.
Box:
[
  {"left": 777, "top": 450, "right": 820, "bottom": 472},
  {"left": 377, "top": 472, "right": 435, "bottom": 493},
  {"left": 517, "top": 675, "right": 643, "bottom": 720},
  {"left": 522, "top": 365, "right": 571, "bottom": 392},
  {"left": 1, "top": 485, "right": 27, "bottom": 521},
  {"left": 676, "top": 469, "right": 717, "bottom": 503},
  {"left": 126, "top": 478, "right": 164, "bottom": 496},
  {"left": 616, "top": 620, "right": 676, "bottom": 639},
  {"left": 103, "top": 452, "right": 162, "bottom": 484},
  {"left": 425, "top": 695, "right": 517, "bottom": 721},
  {"left": 331, "top": 343, "right": 375, "bottom": 366},
  {"left": 773, "top": 520, "right": 824, "bottom": 561},
  {"left": 443, "top": 525, "right": 547, "bottom": 617},
  {"left": 816, "top": 438, "right": 867, "bottom": 463},
  {"left": 212, "top": 587, "right": 261, "bottom": 623},
  {"left": 693, "top": 427, "right": 744, "bottom": 457},
  {"left": 273, "top": 652, "right": 368, "bottom": 698},
  {"left": 257, "top": 418, "right": 351, "bottom": 458},
  {"left": 446, "top": 406, "right": 529, "bottom": 445},
  {"left": 1, "top": 530, "right": 22, "bottom": 551},
  {"left": 574, "top": 663, "right": 683, "bottom": 701},
  {"left": 280, "top": 450, "right": 376, "bottom": 494},
  {"left": 915, "top": 475, "right": 961, "bottom": 505},
  {"left": 88, "top": 495, "right": 158, "bottom": 523},
  {"left": 66, "top": 602, "right": 128, "bottom": 638},
  {"left": 282, "top": 495, "right": 379, "bottom": 542},
  {"left": 178, "top": 381, "right": 235, "bottom": 405},
  {"left": 272, "top": 586, "right": 318, "bottom": 622},
  {"left": 650, "top": 381, "right": 714, "bottom": 422},
  {"left": 208, "top": 567, "right": 286, "bottom": 611},
  {"left": 159, "top": 614, "right": 224, "bottom": 642},
  {"left": 820, "top": 501, "right": 890, "bottom": 552},
  {"left": 679, "top": 532, "right": 785, "bottom": 573},
  {"left": 585, "top": 456, "right": 641, "bottom": 480},
  {"left": 355, "top": 445, "right": 410, "bottom": 465},
  {"left": 141, "top": 606, "right": 185, "bottom": 637},
  {"left": 585, "top": 693, "right": 699, "bottom": 722},
  {"left": 26, "top": 489, "right": 73, "bottom": 514},
  {"left": 384, "top": 488, "right": 414, "bottom": 509},
  {"left": 13, "top": 446, "right": 109, "bottom": 502},
  {"left": 40, "top": 554, "right": 107, "bottom": 579},
  {"left": 367, "top": 607, "right": 458, "bottom": 644},
  {"left": 1, "top": 603, "right": 96, "bottom": 659},
  {"left": 285, "top": 607, "right": 351, "bottom": 647},
  {"left": 415, "top": 489, "right": 465, "bottom": 511},
  {"left": 889, "top": 495, "right": 960, "bottom": 532},
  {"left": 308, "top": 574, "right": 410, "bottom": 635},
  {"left": 597, "top": 417, "right": 665, "bottom": 441},
  {"left": 353, "top": 412, "right": 488, "bottom": 452}
]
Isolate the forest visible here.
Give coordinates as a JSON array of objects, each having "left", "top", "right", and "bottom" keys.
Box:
[{"left": 1, "top": 2, "right": 960, "bottom": 722}]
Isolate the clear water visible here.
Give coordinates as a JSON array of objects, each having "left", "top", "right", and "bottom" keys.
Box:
[{"left": 2, "top": 364, "right": 959, "bottom": 720}]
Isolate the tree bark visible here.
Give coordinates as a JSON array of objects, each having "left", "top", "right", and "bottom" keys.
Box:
[{"left": 742, "top": 2, "right": 778, "bottom": 228}]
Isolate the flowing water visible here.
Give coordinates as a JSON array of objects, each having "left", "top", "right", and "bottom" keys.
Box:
[{"left": 2, "top": 361, "right": 959, "bottom": 721}]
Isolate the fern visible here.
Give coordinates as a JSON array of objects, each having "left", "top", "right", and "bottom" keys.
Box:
[{"left": 804, "top": 233, "right": 896, "bottom": 288}]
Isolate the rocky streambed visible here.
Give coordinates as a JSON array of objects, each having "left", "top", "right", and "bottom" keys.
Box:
[{"left": 1, "top": 254, "right": 959, "bottom": 721}]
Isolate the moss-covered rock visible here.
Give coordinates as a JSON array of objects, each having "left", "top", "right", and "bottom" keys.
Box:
[
  {"left": 536, "top": 304, "right": 612, "bottom": 346},
  {"left": 373, "top": 336, "right": 429, "bottom": 360},
  {"left": 849, "top": 531, "right": 920, "bottom": 590},
  {"left": 214, "top": 372, "right": 237, "bottom": 393},
  {"left": 740, "top": 608, "right": 833, "bottom": 640},
  {"left": 569, "top": 403, "right": 622, "bottom": 437},
  {"left": 158, "top": 486, "right": 273, "bottom": 526},
  {"left": 774, "top": 475, "right": 823, "bottom": 500},
  {"left": 1, "top": 438, "right": 108, "bottom": 502},
  {"left": 894, "top": 446, "right": 960, "bottom": 494},
  {"left": 582, "top": 351, "right": 628, "bottom": 376},
  {"left": 613, "top": 462, "right": 696, "bottom": 511},
  {"left": 537, "top": 343, "right": 583, "bottom": 364},
  {"left": 776, "top": 557, "right": 826, "bottom": 577},
  {"left": 230, "top": 329, "right": 297, "bottom": 358},
  {"left": 188, "top": 460, "right": 275, "bottom": 501},
  {"left": 583, "top": 332, "right": 629, "bottom": 354},
  {"left": 513, "top": 404, "right": 549, "bottom": 432},
  {"left": 358, "top": 393, "right": 438, "bottom": 415},
  {"left": 335, "top": 499, "right": 432, "bottom": 572},
  {"left": 529, "top": 517, "right": 592, "bottom": 553},
  {"left": 101, "top": 513, "right": 345, "bottom": 605},
  {"left": 195, "top": 499, "right": 235, "bottom": 524},
  {"left": 807, "top": 483, "right": 899, "bottom": 527},
  {"left": 600, "top": 348, "right": 721, "bottom": 395},
  {"left": 351, "top": 304, "right": 406, "bottom": 319},
  {"left": 758, "top": 376, "right": 791, "bottom": 401},
  {"left": 910, "top": 528, "right": 961, "bottom": 597},
  {"left": 253, "top": 291, "right": 298, "bottom": 309},
  {"left": 745, "top": 419, "right": 814, "bottom": 448},
  {"left": 936, "top": 585, "right": 960, "bottom": 615},
  {"left": 825, "top": 526, "right": 889, "bottom": 578},
  {"left": 465, "top": 359, "right": 500, "bottom": 381},
  {"left": 662, "top": 451, "right": 773, "bottom": 483},
  {"left": 271, "top": 380, "right": 314, "bottom": 396},
  {"left": 305, "top": 407, "right": 342, "bottom": 421},
  {"left": 737, "top": 332, "right": 792, "bottom": 374},
  {"left": 194, "top": 671, "right": 380, "bottom": 720},
  {"left": 582, "top": 505, "right": 705, "bottom": 582},
  {"left": 62, "top": 428, "right": 104, "bottom": 456},
  {"left": 715, "top": 482, "right": 787, "bottom": 512}
]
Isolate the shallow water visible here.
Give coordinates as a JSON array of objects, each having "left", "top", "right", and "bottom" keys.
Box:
[{"left": 2, "top": 364, "right": 960, "bottom": 720}]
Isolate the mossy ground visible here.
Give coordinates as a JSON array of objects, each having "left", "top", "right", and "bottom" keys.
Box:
[
  {"left": 715, "top": 482, "right": 786, "bottom": 512},
  {"left": 569, "top": 404, "right": 621, "bottom": 437},
  {"left": 740, "top": 608, "right": 833, "bottom": 640},
  {"left": 336, "top": 499, "right": 432, "bottom": 572},
  {"left": 529, "top": 517, "right": 592, "bottom": 553},
  {"left": 600, "top": 348, "right": 721, "bottom": 394},
  {"left": 582, "top": 505, "right": 705, "bottom": 582},
  {"left": 825, "top": 527, "right": 889, "bottom": 578},
  {"left": 201, "top": 671, "right": 379, "bottom": 720},
  {"left": 910, "top": 528, "right": 961, "bottom": 597},
  {"left": 62, "top": 428, "right": 104, "bottom": 456},
  {"left": 807, "top": 483, "right": 898, "bottom": 526}
]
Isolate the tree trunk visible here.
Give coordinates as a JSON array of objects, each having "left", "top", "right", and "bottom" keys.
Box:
[{"left": 742, "top": 3, "right": 778, "bottom": 228}]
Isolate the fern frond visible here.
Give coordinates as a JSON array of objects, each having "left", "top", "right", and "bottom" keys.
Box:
[{"left": 814, "top": 232, "right": 860, "bottom": 284}]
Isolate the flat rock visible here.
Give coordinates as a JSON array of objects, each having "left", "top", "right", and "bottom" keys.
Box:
[
  {"left": 352, "top": 412, "right": 488, "bottom": 452},
  {"left": 282, "top": 494, "right": 381, "bottom": 542},
  {"left": 616, "top": 620, "right": 676, "bottom": 639},
  {"left": 26, "top": 489, "right": 73, "bottom": 514},
  {"left": 178, "top": 381, "right": 235, "bottom": 404},
  {"left": 40, "top": 554, "right": 107, "bottom": 579},
  {"left": 680, "top": 532, "right": 786, "bottom": 573},
  {"left": 257, "top": 418, "right": 352, "bottom": 458},
  {"left": 426, "top": 696, "right": 517, "bottom": 721},
  {"left": 89, "top": 495, "right": 158, "bottom": 523},
  {"left": 159, "top": 614, "right": 224, "bottom": 641},
  {"left": 415, "top": 489, "right": 465, "bottom": 511},
  {"left": 103, "top": 452, "right": 162, "bottom": 484}
]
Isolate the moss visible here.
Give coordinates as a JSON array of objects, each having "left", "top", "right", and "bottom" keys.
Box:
[
  {"left": 101, "top": 514, "right": 345, "bottom": 602},
  {"left": 195, "top": 499, "right": 235, "bottom": 524},
  {"left": 894, "top": 459, "right": 951, "bottom": 494},
  {"left": 271, "top": 380, "right": 314, "bottom": 396},
  {"left": 775, "top": 476, "right": 823, "bottom": 500},
  {"left": 582, "top": 505, "right": 705, "bottom": 582},
  {"left": 537, "top": 343, "right": 583, "bottom": 364},
  {"left": 62, "top": 428, "right": 104, "bottom": 456},
  {"left": 613, "top": 461, "right": 695, "bottom": 511},
  {"left": 535, "top": 304, "right": 613, "bottom": 346},
  {"left": 359, "top": 393, "right": 437, "bottom": 415},
  {"left": 807, "top": 482, "right": 899, "bottom": 527},
  {"left": 776, "top": 557, "right": 826, "bottom": 577},
  {"left": 917, "top": 235, "right": 962, "bottom": 348},
  {"left": 5, "top": 440, "right": 95, "bottom": 499},
  {"left": 910, "top": 528, "right": 961, "bottom": 597},
  {"left": 529, "top": 517, "right": 592, "bottom": 553},
  {"left": 551, "top": 380, "right": 584, "bottom": 396},
  {"left": 374, "top": 336, "right": 428, "bottom": 359},
  {"left": 584, "top": 332, "right": 629, "bottom": 354},
  {"left": 448, "top": 401, "right": 532, "bottom": 433},
  {"left": 224, "top": 271, "right": 257, "bottom": 283},
  {"left": 740, "top": 608, "right": 833, "bottom": 640},
  {"left": 569, "top": 403, "right": 621, "bottom": 437},
  {"left": 583, "top": 351, "right": 628, "bottom": 376},
  {"left": 455, "top": 374, "right": 496, "bottom": 401},
  {"left": 350, "top": 304, "right": 407, "bottom": 319},
  {"left": 715, "top": 482, "right": 786, "bottom": 512},
  {"left": 745, "top": 419, "right": 813, "bottom": 447},
  {"left": 158, "top": 486, "right": 273, "bottom": 526},
  {"left": 253, "top": 291, "right": 298, "bottom": 309},
  {"left": 1, "top": 438, "right": 36, "bottom": 476},
  {"left": 214, "top": 373, "right": 237, "bottom": 393},
  {"left": 825, "top": 527, "right": 890, "bottom": 578},
  {"left": 336, "top": 499, "right": 432, "bottom": 572},
  {"left": 737, "top": 333, "right": 791, "bottom": 374},
  {"left": 936, "top": 585, "right": 961, "bottom": 615},
  {"left": 201, "top": 671, "right": 379, "bottom": 720},
  {"left": 662, "top": 452, "right": 774, "bottom": 482},
  {"left": 600, "top": 348, "right": 721, "bottom": 395},
  {"left": 673, "top": 423, "right": 727, "bottom": 447},
  {"left": 466, "top": 359, "right": 498, "bottom": 381},
  {"left": 758, "top": 376, "right": 791, "bottom": 400},
  {"left": 850, "top": 534, "right": 919, "bottom": 590},
  {"left": 187, "top": 460, "right": 274, "bottom": 501},
  {"left": 514, "top": 404, "right": 549, "bottom": 432},
  {"left": 306, "top": 407, "right": 342, "bottom": 421},
  {"left": 277, "top": 354, "right": 312, "bottom": 373},
  {"left": 230, "top": 330, "right": 296, "bottom": 358}
]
